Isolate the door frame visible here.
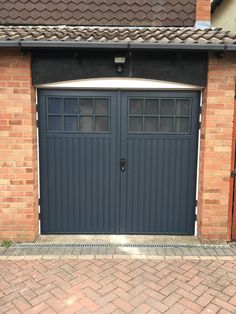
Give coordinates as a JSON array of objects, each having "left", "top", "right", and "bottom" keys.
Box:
[
  {"left": 229, "top": 96, "right": 236, "bottom": 241},
  {"left": 36, "top": 78, "right": 203, "bottom": 235}
]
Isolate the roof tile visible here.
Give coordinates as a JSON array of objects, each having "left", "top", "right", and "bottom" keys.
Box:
[
  {"left": 0, "top": 0, "right": 196, "bottom": 27},
  {"left": 0, "top": 25, "right": 235, "bottom": 48}
]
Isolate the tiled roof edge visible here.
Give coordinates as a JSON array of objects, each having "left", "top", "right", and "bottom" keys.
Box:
[{"left": 0, "top": 26, "right": 235, "bottom": 50}]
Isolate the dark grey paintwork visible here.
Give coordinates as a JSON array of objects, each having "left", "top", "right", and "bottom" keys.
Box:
[
  {"left": 32, "top": 50, "right": 207, "bottom": 87},
  {"left": 38, "top": 90, "right": 200, "bottom": 234}
]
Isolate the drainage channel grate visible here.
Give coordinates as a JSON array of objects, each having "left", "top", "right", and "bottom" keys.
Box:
[{"left": 12, "top": 243, "right": 231, "bottom": 249}]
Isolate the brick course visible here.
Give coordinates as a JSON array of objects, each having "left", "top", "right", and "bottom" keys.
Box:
[
  {"left": 0, "top": 48, "right": 38, "bottom": 242},
  {"left": 1, "top": 48, "right": 236, "bottom": 242},
  {"left": 196, "top": 0, "right": 211, "bottom": 23},
  {"left": 198, "top": 52, "right": 236, "bottom": 242}
]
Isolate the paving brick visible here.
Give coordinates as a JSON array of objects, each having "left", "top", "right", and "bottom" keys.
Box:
[
  {"left": 162, "top": 293, "right": 182, "bottom": 307},
  {"left": 24, "top": 301, "right": 49, "bottom": 314},
  {"left": 196, "top": 293, "right": 214, "bottom": 307},
  {"left": 80, "top": 296, "right": 100, "bottom": 312},
  {"left": 229, "top": 294, "right": 236, "bottom": 306},
  {"left": 93, "top": 253, "right": 111, "bottom": 259},
  {"left": 46, "top": 297, "right": 66, "bottom": 312},
  {"left": 223, "top": 284, "right": 236, "bottom": 297},
  {"left": 201, "top": 303, "right": 220, "bottom": 314},
  {"left": 165, "top": 302, "right": 185, "bottom": 314},
  {"left": 0, "top": 259, "right": 236, "bottom": 313},
  {"left": 77, "top": 255, "right": 95, "bottom": 260},
  {"left": 12, "top": 297, "right": 32, "bottom": 312},
  {"left": 113, "top": 297, "right": 134, "bottom": 313},
  {"left": 132, "top": 303, "right": 151, "bottom": 313},
  {"left": 179, "top": 298, "right": 203, "bottom": 312},
  {"left": 146, "top": 297, "right": 169, "bottom": 312},
  {"left": 24, "top": 255, "right": 42, "bottom": 260},
  {"left": 213, "top": 297, "right": 236, "bottom": 312},
  {"left": 97, "top": 292, "right": 117, "bottom": 306}
]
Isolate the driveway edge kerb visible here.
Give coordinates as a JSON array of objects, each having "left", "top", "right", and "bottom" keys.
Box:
[{"left": 1, "top": 255, "right": 236, "bottom": 261}]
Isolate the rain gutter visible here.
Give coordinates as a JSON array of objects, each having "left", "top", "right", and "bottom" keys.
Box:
[{"left": 0, "top": 40, "right": 235, "bottom": 51}]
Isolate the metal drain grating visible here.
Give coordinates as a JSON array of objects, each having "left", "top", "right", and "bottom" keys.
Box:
[{"left": 11, "top": 242, "right": 231, "bottom": 249}]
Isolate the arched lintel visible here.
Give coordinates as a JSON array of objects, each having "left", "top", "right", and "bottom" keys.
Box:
[{"left": 36, "top": 77, "right": 203, "bottom": 90}]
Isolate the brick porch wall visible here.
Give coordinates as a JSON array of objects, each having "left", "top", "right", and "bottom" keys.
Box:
[
  {"left": 0, "top": 49, "right": 38, "bottom": 242},
  {"left": 198, "top": 52, "right": 236, "bottom": 242}
]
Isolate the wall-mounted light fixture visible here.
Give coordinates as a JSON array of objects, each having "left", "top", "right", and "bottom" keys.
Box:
[{"left": 114, "top": 56, "right": 126, "bottom": 73}]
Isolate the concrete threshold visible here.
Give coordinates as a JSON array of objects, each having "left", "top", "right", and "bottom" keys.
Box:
[{"left": 36, "top": 234, "right": 200, "bottom": 245}]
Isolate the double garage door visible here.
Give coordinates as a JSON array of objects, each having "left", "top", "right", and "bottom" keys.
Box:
[{"left": 38, "top": 90, "right": 200, "bottom": 234}]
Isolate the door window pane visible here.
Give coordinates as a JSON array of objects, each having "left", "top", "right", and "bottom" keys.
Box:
[
  {"left": 144, "top": 117, "right": 158, "bottom": 132},
  {"left": 145, "top": 99, "right": 159, "bottom": 115},
  {"left": 129, "top": 99, "right": 143, "bottom": 115},
  {"left": 64, "top": 116, "right": 78, "bottom": 131},
  {"left": 95, "top": 117, "right": 109, "bottom": 132},
  {"left": 64, "top": 98, "right": 78, "bottom": 114},
  {"left": 175, "top": 118, "right": 190, "bottom": 133},
  {"left": 129, "top": 117, "right": 143, "bottom": 132},
  {"left": 95, "top": 98, "right": 109, "bottom": 115},
  {"left": 160, "top": 99, "right": 175, "bottom": 115},
  {"left": 176, "top": 99, "right": 190, "bottom": 115},
  {"left": 48, "top": 116, "right": 62, "bottom": 131},
  {"left": 79, "top": 98, "right": 93, "bottom": 114},
  {"left": 79, "top": 116, "right": 93, "bottom": 132},
  {"left": 48, "top": 98, "right": 62, "bottom": 114},
  {"left": 159, "top": 117, "right": 174, "bottom": 132}
]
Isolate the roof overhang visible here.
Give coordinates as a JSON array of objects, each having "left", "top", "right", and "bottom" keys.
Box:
[
  {"left": 0, "top": 40, "right": 235, "bottom": 51},
  {"left": 0, "top": 26, "right": 235, "bottom": 51}
]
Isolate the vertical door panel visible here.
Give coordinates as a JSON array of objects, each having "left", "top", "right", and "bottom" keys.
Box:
[
  {"left": 39, "top": 91, "right": 117, "bottom": 233},
  {"left": 120, "top": 91, "right": 200, "bottom": 234}
]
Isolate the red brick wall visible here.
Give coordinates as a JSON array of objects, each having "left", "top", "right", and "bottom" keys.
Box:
[
  {"left": 0, "top": 49, "right": 38, "bottom": 242},
  {"left": 198, "top": 52, "right": 236, "bottom": 242},
  {"left": 1, "top": 48, "right": 236, "bottom": 243},
  {"left": 196, "top": 0, "right": 211, "bottom": 23}
]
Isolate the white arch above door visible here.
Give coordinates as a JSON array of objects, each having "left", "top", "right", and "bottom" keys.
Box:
[{"left": 36, "top": 77, "right": 203, "bottom": 90}]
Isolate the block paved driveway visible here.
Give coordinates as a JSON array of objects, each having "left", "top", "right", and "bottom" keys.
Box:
[{"left": 1, "top": 259, "right": 236, "bottom": 314}]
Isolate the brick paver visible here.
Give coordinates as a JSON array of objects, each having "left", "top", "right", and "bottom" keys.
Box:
[{"left": 0, "top": 259, "right": 236, "bottom": 313}]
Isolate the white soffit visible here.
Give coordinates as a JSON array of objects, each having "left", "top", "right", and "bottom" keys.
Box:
[{"left": 36, "top": 78, "right": 203, "bottom": 90}]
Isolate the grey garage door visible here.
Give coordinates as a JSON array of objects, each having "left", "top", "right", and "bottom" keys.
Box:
[{"left": 38, "top": 90, "right": 200, "bottom": 234}]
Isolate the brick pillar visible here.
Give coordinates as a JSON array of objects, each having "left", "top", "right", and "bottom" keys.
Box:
[
  {"left": 195, "top": 0, "right": 211, "bottom": 28},
  {"left": 198, "top": 52, "right": 236, "bottom": 242},
  {"left": 0, "top": 49, "right": 38, "bottom": 242}
]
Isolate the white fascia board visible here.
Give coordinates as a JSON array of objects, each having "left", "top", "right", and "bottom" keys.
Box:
[{"left": 35, "top": 78, "right": 203, "bottom": 90}]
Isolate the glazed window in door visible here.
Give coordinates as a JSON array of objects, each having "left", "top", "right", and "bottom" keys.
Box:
[
  {"left": 39, "top": 90, "right": 200, "bottom": 234},
  {"left": 47, "top": 97, "right": 110, "bottom": 133},
  {"left": 128, "top": 98, "right": 191, "bottom": 133}
]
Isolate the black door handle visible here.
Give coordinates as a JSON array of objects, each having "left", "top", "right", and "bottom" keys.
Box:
[{"left": 120, "top": 159, "right": 126, "bottom": 172}]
